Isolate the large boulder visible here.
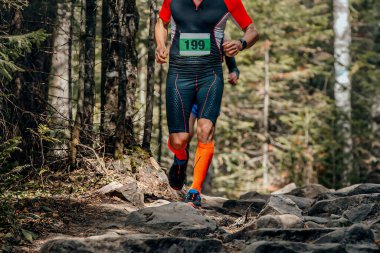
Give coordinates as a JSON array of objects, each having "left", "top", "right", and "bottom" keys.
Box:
[
  {"left": 124, "top": 202, "right": 218, "bottom": 237},
  {"left": 288, "top": 184, "right": 330, "bottom": 199},
  {"left": 41, "top": 233, "right": 227, "bottom": 253},
  {"left": 342, "top": 203, "right": 378, "bottom": 222},
  {"left": 259, "top": 195, "right": 303, "bottom": 218}
]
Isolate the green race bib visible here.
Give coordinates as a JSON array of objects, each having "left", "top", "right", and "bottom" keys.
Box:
[{"left": 179, "top": 33, "right": 211, "bottom": 56}]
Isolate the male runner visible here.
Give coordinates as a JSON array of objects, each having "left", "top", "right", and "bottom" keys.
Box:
[{"left": 155, "top": 0, "right": 259, "bottom": 207}]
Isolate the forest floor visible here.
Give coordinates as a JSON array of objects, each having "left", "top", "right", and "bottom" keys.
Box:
[{"left": 1, "top": 153, "right": 380, "bottom": 252}]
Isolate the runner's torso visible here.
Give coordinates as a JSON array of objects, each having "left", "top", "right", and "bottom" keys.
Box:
[{"left": 159, "top": 0, "right": 252, "bottom": 74}]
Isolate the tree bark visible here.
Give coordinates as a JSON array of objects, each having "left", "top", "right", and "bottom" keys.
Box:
[
  {"left": 70, "top": 0, "right": 85, "bottom": 167},
  {"left": 119, "top": 0, "right": 139, "bottom": 150},
  {"left": 48, "top": 0, "right": 72, "bottom": 159},
  {"left": 101, "top": 0, "right": 139, "bottom": 157},
  {"left": 101, "top": 0, "right": 120, "bottom": 155},
  {"left": 142, "top": 0, "right": 157, "bottom": 151},
  {"left": 333, "top": 0, "right": 353, "bottom": 185},
  {"left": 82, "top": 0, "right": 97, "bottom": 145}
]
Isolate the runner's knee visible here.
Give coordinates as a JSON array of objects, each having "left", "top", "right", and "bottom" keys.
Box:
[
  {"left": 196, "top": 119, "right": 214, "bottom": 142},
  {"left": 169, "top": 134, "right": 188, "bottom": 150}
]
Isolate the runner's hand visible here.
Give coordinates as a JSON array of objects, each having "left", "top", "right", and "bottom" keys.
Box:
[
  {"left": 228, "top": 72, "right": 238, "bottom": 86},
  {"left": 156, "top": 46, "right": 168, "bottom": 64},
  {"left": 223, "top": 40, "right": 243, "bottom": 57}
]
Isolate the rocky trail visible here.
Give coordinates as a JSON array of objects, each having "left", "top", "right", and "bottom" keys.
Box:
[{"left": 9, "top": 160, "right": 380, "bottom": 253}]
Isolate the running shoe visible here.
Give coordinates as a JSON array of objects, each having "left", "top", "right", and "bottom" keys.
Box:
[{"left": 184, "top": 189, "right": 202, "bottom": 207}]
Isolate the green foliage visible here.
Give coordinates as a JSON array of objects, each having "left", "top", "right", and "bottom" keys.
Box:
[
  {"left": 0, "top": 29, "right": 48, "bottom": 80},
  {"left": 0, "top": 137, "right": 22, "bottom": 170}
]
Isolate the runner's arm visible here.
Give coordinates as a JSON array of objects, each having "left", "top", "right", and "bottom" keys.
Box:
[
  {"left": 155, "top": 18, "right": 169, "bottom": 63},
  {"left": 225, "top": 56, "right": 240, "bottom": 77}
]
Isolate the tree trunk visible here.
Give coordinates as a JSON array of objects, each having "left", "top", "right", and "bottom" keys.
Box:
[
  {"left": 70, "top": 0, "right": 85, "bottom": 167},
  {"left": 142, "top": 0, "right": 157, "bottom": 151},
  {"left": 119, "top": 0, "right": 139, "bottom": 149},
  {"left": 101, "top": 0, "right": 120, "bottom": 155},
  {"left": 262, "top": 41, "right": 270, "bottom": 189},
  {"left": 48, "top": 0, "right": 72, "bottom": 159},
  {"left": 82, "top": 0, "right": 97, "bottom": 145},
  {"left": 333, "top": 0, "right": 353, "bottom": 185},
  {"left": 101, "top": 0, "right": 139, "bottom": 157}
]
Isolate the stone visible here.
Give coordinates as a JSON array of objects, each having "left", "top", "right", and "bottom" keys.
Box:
[
  {"left": 202, "top": 195, "right": 228, "bottom": 209},
  {"left": 97, "top": 182, "right": 124, "bottom": 194},
  {"left": 335, "top": 183, "right": 380, "bottom": 196},
  {"left": 305, "top": 221, "right": 325, "bottom": 228},
  {"left": 285, "top": 195, "right": 315, "bottom": 210},
  {"left": 97, "top": 180, "right": 144, "bottom": 208},
  {"left": 259, "top": 195, "right": 303, "bottom": 218},
  {"left": 343, "top": 204, "right": 377, "bottom": 222},
  {"left": 308, "top": 193, "right": 380, "bottom": 217},
  {"left": 288, "top": 184, "right": 330, "bottom": 199},
  {"left": 222, "top": 199, "right": 266, "bottom": 216},
  {"left": 313, "top": 224, "right": 375, "bottom": 244},
  {"left": 256, "top": 214, "right": 304, "bottom": 229},
  {"left": 239, "top": 191, "right": 270, "bottom": 201},
  {"left": 271, "top": 183, "right": 297, "bottom": 195},
  {"left": 242, "top": 241, "right": 345, "bottom": 253},
  {"left": 136, "top": 164, "right": 178, "bottom": 200},
  {"left": 226, "top": 227, "right": 336, "bottom": 243},
  {"left": 124, "top": 202, "right": 218, "bottom": 237},
  {"left": 41, "top": 233, "right": 227, "bottom": 253}
]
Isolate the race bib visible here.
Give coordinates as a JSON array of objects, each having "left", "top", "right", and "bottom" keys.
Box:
[{"left": 179, "top": 33, "right": 211, "bottom": 56}]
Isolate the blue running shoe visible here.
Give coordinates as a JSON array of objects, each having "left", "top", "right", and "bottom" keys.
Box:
[
  {"left": 168, "top": 147, "right": 189, "bottom": 190},
  {"left": 184, "top": 189, "right": 202, "bottom": 207}
]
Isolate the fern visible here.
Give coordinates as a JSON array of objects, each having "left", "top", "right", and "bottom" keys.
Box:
[{"left": 0, "top": 137, "right": 22, "bottom": 169}]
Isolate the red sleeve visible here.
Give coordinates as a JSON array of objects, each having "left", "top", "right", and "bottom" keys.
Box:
[
  {"left": 224, "top": 0, "right": 253, "bottom": 30},
  {"left": 159, "top": 0, "right": 172, "bottom": 23}
]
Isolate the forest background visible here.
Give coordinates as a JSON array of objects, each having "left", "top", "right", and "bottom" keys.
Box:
[{"left": 0, "top": 0, "right": 380, "bottom": 203}]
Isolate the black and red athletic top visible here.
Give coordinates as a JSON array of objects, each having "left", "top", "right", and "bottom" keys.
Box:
[{"left": 159, "top": 0, "right": 252, "bottom": 73}]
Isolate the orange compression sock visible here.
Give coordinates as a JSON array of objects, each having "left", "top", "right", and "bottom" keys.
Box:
[
  {"left": 190, "top": 141, "right": 215, "bottom": 193},
  {"left": 168, "top": 139, "right": 188, "bottom": 160}
]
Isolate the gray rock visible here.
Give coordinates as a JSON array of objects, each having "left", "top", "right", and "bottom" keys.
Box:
[
  {"left": 226, "top": 227, "right": 336, "bottom": 243},
  {"left": 303, "top": 216, "right": 351, "bottom": 227},
  {"left": 222, "top": 199, "right": 266, "bottom": 216},
  {"left": 285, "top": 195, "right": 315, "bottom": 210},
  {"left": 335, "top": 183, "right": 380, "bottom": 196},
  {"left": 239, "top": 191, "right": 270, "bottom": 201},
  {"left": 259, "top": 195, "right": 303, "bottom": 218},
  {"left": 242, "top": 241, "right": 345, "bottom": 253},
  {"left": 125, "top": 202, "right": 218, "bottom": 237},
  {"left": 288, "top": 184, "right": 330, "bottom": 199},
  {"left": 97, "top": 179, "right": 144, "bottom": 207},
  {"left": 305, "top": 221, "right": 325, "bottom": 228},
  {"left": 308, "top": 193, "right": 380, "bottom": 217},
  {"left": 256, "top": 214, "right": 304, "bottom": 229},
  {"left": 345, "top": 244, "right": 380, "bottom": 253},
  {"left": 41, "top": 233, "right": 227, "bottom": 253},
  {"left": 343, "top": 204, "right": 377, "bottom": 222},
  {"left": 314, "top": 224, "right": 375, "bottom": 244},
  {"left": 271, "top": 183, "right": 297, "bottom": 195}
]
